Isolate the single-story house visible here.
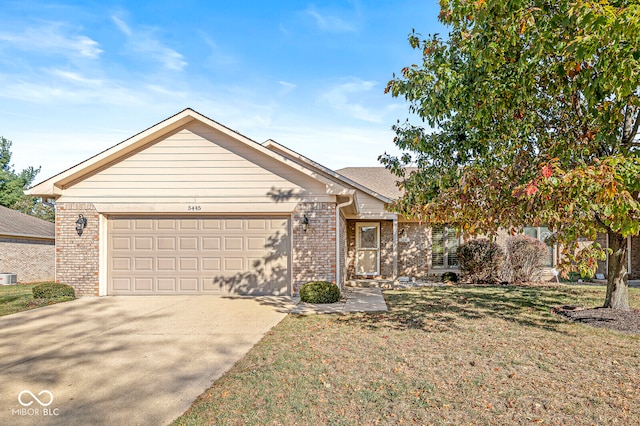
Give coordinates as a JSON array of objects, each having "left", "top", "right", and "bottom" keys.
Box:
[
  {"left": 26, "top": 108, "right": 638, "bottom": 296},
  {"left": 0, "top": 205, "right": 55, "bottom": 282}
]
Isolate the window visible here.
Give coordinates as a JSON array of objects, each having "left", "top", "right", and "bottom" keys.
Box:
[
  {"left": 524, "top": 226, "right": 554, "bottom": 267},
  {"left": 432, "top": 226, "right": 459, "bottom": 268}
]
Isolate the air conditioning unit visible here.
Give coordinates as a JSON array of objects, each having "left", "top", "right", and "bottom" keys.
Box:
[{"left": 0, "top": 273, "right": 17, "bottom": 285}]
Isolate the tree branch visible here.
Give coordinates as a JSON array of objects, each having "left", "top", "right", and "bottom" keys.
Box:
[
  {"left": 622, "top": 105, "right": 640, "bottom": 145},
  {"left": 593, "top": 212, "right": 612, "bottom": 233}
]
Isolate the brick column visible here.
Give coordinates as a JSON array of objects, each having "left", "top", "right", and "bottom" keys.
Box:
[
  {"left": 291, "top": 202, "right": 337, "bottom": 295},
  {"left": 55, "top": 203, "right": 100, "bottom": 296}
]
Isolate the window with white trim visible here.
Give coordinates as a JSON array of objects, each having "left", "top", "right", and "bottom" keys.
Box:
[
  {"left": 524, "top": 226, "right": 554, "bottom": 267},
  {"left": 432, "top": 225, "right": 459, "bottom": 268}
]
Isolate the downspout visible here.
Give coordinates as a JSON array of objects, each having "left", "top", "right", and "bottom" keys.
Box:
[{"left": 336, "top": 195, "right": 354, "bottom": 290}]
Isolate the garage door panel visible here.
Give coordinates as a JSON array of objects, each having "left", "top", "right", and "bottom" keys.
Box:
[
  {"left": 179, "top": 237, "right": 198, "bottom": 250},
  {"left": 134, "top": 278, "right": 153, "bottom": 291},
  {"left": 202, "top": 220, "right": 221, "bottom": 230},
  {"left": 224, "top": 219, "right": 243, "bottom": 230},
  {"left": 157, "top": 258, "right": 176, "bottom": 271},
  {"left": 224, "top": 258, "right": 243, "bottom": 272},
  {"left": 134, "top": 237, "right": 153, "bottom": 250},
  {"left": 157, "top": 278, "right": 176, "bottom": 291},
  {"left": 134, "top": 258, "right": 153, "bottom": 271},
  {"left": 157, "top": 219, "right": 177, "bottom": 230},
  {"left": 180, "top": 258, "right": 199, "bottom": 271},
  {"left": 179, "top": 278, "right": 198, "bottom": 291},
  {"left": 224, "top": 237, "right": 243, "bottom": 250},
  {"left": 157, "top": 237, "right": 176, "bottom": 250},
  {"left": 202, "top": 237, "right": 220, "bottom": 250},
  {"left": 112, "top": 278, "right": 131, "bottom": 291},
  {"left": 112, "top": 258, "right": 131, "bottom": 271},
  {"left": 179, "top": 219, "right": 199, "bottom": 230},
  {"left": 247, "top": 237, "right": 267, "bottom": 250},
  {"left": 108, "top": 216, "right": 290, "bottom": 295},
  {"left": 112, "top": 237, "right": 131, "bottom": 250},
  {"left": 135, "top": 220, "right": 154, "bottom": 230},
  {"left": 202, "top": 258, "right": 221, "bottom": 271},
  {"left": 247, "top": 219, "right": 267, "bottom": 230}
]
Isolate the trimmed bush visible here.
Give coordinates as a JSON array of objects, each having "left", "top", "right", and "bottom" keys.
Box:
[
  {"left": 441, "top": 271, "right": 458, "bottom": 283},
  {"left": 32, "top": 283, "right": 75, "bottom": 300},
  {"left": 300, "top": 281, "right": 340, "bottom": 304},
  {"left": 457, "top": 239, "right": 505, "bottom": 283},
  {"left": 503, "top": 235, "right": 550, "bottom": 283}
]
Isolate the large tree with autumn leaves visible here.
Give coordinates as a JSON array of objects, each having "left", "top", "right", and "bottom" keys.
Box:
[{"left": 382, "top": 0, "right": 640, "bottom": 309}]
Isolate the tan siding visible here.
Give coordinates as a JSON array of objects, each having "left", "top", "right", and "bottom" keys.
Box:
[
  {"left": 346, "top": 192, "right": 392, "bottom": 217},
  {"left": 58, "top": 122, "right": 331, "bottom": 207}
]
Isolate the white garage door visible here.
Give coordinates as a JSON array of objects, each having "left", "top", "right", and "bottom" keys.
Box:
[{"left": 108, "top": 216, "right": 289, "bottom": 295}]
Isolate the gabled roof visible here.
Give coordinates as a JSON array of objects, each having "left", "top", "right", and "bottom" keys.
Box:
[
  {"left": 262, "top": 140, "right": 392, "bottom": 204},
  {"left": 27, "top": 108, "right": 351, "bottom": 198},
  {"left": 0, "top": 205, "right": 54, "bottom": 240},
  {"left": 337, "top": 167, "right": 416, "bottom": 200}
]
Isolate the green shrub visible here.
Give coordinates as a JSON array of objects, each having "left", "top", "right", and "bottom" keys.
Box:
[
  {"left": 32, "top": 283, "right": 75, "bottom": 300},
  {"left": 458, "top": 239, "right": 505, "bottom": 283},
  {"left": 300, "top": 281, "right": 340, "bottom": 304},
  {"left": 503, "top": 235, "right": 550, "bottom": 283},
  {"left": 441, "top": 271, "right": 458, "bottom": 283}
]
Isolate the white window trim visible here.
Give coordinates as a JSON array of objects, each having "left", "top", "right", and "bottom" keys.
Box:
[{"left": 431, "top": 226, "right": 459, "bottom": 269}]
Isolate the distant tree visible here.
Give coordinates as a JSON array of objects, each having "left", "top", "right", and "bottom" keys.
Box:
[
  {"left": 383, "top": 1, "right": 640, "bottom": 310},
  {"left": 0, "top": 136, "right": 54, "bottom": 221}
]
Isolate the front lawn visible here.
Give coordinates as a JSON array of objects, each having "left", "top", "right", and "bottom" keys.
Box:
[
  {"left": 0, "top": 283, "right": 74, "bottom": 316},
  {"left": 174, "top": 284, "right": 640, "bottom": 425}
]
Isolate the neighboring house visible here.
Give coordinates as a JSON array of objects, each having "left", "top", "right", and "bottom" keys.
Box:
[
  {"left": 25, "top": 108, "right": 638, "bottom": 297},
  {"left": 0, "top": 205, "right": 55, "bottom": 282}
]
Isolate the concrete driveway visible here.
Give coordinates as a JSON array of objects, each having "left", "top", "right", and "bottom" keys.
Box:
[{"left": 0, "top": 295, "right": 294, "bottom": 426}]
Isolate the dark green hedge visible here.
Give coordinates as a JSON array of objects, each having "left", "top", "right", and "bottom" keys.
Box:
[
  {"left": 300, "top": 281, "right": 340, "bottom": 304},
  {"left": 32, "top": 283, "right": 75, "bottom": 300}
]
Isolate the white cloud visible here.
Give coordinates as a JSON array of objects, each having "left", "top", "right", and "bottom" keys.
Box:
[
  {"left": 111, "top": 16, "right": 132, "bottom": 36},
  {"left": 49, "top": 69, "right": 102, "bottom": 86},
  {"left": 320, "top": 79, "right": 381, "bottom": 123},
  {"left": 110, "top": 15, "right": 187, "bottom": 71},
  {"left": 0, "top": 24, "right": 102, "bottom": 58},
  {"left": 278, "top": 80, "right": 296, "bottom": 95},
  {"left": 305, "top": 6, "right": 356, "bottom": 33}
]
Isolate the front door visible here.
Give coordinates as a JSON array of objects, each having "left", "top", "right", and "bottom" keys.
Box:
[{"left": 356, "top": 222, "right": 380, "bottom": 275}]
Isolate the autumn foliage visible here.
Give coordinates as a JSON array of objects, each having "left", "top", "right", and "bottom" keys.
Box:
[{"left": 383, "top": 0, "right": 640, "bottom": 309}]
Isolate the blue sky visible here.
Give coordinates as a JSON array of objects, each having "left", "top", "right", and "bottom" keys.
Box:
[{"left": 0, "top": 1, "right": 445, "bottom": 181}]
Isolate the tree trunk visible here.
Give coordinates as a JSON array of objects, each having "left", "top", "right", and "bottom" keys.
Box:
[{"left": 604, "top": 230, "right": 630, "bottom": 310}]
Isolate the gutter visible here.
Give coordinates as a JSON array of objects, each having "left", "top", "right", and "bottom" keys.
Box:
[{"left": 336, "top": 195, "right": 354, "bottom": 289}]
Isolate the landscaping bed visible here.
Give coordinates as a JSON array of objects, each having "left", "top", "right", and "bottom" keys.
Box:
[
  {"left": 174, "top": 283, "right": 640, "bottom": 425},
  {"left": 553, "top": 305, "right": 640, "bottom": 335},
  {"left": 0, "top": 282, "right": 74, "bottom": 316}
]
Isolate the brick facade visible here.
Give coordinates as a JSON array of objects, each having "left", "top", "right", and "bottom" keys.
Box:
[
  {"left": 56, "top": 203, "right": 100, "bottom": 296},
  {"left": 0, "top": 238, "right": 54, "bottom": 282},
  {"left": 347, "top": 219, "right": 417, "bottom": 280},
  {"left": 292, "top": 202, "right": 337, "bottom": 295},
  {"left": 397, "top": 222, "right": 429, "bottom": 278}
]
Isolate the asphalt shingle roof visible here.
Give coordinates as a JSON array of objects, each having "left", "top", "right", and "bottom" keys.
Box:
[
  {"left": 0, "top": 205, "right": 55, "bottom": 239},
  {"left": 337, "top": 167, "right": 415, "bottom": 200}
]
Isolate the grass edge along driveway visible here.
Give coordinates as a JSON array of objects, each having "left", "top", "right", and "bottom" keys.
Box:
[
  {"left": 0, "top": 283, "right": 74, "bottom": 316},
  {"left": 174, "top": 284, "right": 640, "bottom": 425}
]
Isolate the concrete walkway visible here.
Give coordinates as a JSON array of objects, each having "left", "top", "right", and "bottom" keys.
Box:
[
  {"left": 0, "top": 295, "right": 294, "bottom": 426},
  {"left": 291, "top": 287, "right": 388, "bottom": 314}
]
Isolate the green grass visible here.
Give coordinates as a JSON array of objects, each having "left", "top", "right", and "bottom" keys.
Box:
[
  {"left": 174, "top": 284, "right": 640, "bottom": 425},
  {"left": 0, "top": 282, "right": 75, "bottom": 316}
]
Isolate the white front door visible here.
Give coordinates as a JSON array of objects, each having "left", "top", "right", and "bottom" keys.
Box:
[{"left": 356, "top": 222, "right": 380, "bottom": 275}]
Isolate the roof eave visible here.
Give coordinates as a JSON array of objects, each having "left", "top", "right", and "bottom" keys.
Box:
[{"left": 262, "top": 140, "right": 393, "bottom": 204}]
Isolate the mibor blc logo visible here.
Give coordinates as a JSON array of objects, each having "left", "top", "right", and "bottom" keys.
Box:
[{"left": 12, "top": 390, "right": 59, "bottom": 417}]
